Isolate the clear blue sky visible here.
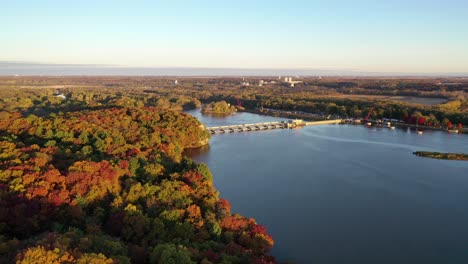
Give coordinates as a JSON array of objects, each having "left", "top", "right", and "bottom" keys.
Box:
[{"left": 2, "top": 0, "right": 468, "bottom": 73}]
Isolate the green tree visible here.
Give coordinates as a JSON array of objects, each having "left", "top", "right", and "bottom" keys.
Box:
[{"left": 149, "top": 244, "right": 195, "bottom": 264}]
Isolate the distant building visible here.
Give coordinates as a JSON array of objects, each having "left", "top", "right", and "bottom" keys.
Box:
[
  {"left": 283, "top": 77, "right": 302, "bottom": 87},
  {"left": 174, "top": 80, "right": 178, "bottom": 85},
  {"left": 55, "top": 94, "right": 67, "bottom": 99},
  {"left": 259, "top": 80, "right": 264, "bottom": 86}
]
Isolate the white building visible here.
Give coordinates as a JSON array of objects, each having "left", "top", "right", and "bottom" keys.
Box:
[{"left": 283, "top": 77, "right": 302, "bottom": 87}]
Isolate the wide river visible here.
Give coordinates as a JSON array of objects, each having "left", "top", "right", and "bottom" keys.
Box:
[{"left": 185, "top": 110, "right": 468, "bottom": 264}]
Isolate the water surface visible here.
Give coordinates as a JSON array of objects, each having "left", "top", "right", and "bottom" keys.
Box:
[{"left": 186, "top": 110, "right": 468, "bottom": 264}]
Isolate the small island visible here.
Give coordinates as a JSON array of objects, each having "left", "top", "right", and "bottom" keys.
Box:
[
  {"left": 413, "top": 151, "right": 468, "bottom": 161},
  {"left": 202, "top": 100, "right": 237, "bottom": 114}
]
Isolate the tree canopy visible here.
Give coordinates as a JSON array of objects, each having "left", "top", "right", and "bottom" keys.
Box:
[{"left": 0, "top": 99, "right": 275, "bottom": 263}]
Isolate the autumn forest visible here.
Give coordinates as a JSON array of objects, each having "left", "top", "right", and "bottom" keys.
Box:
[{"left": 0, "top": 78, "right": 275, "bottom": 263}]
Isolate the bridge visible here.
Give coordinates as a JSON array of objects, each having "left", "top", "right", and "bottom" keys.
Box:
[
  {"left": 206, "top": 119, "right": 343, "bottom": 134},
  {"left": 304, "top": 119, "right": 342, "bottom": 126},
  {"left": 206, "top": 122, "right": 287, "bottom": 134}
]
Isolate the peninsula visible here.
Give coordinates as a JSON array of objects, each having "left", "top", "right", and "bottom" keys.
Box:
[{"left": 202, "top": 101, "right": 236, "bottom": 115}]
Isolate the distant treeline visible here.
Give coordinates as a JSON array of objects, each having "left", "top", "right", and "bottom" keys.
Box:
[{"left": 0, "top": 76, "right": 466, "bottom": 125}]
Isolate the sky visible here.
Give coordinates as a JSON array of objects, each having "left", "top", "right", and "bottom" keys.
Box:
[{"left": 1, "top": 0, "right": 468, "bottom": 74}]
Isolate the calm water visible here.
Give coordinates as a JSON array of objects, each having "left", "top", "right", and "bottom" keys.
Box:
[{"left": 185, "top": 110, "right": 468, "bottom": 264}]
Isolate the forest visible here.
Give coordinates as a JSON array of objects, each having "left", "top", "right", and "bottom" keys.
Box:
[
  {"left": 0, "top": 84, "right": 276, "bottom": 263},
  {"left": 2, "top": 76, "right": 463, "bottom": 126}
]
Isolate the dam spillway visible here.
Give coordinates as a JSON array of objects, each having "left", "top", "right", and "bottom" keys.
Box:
[
  {"left": 206, "top": 119, "right": 342, "bottom": 134},
  {"left": 206, "top": 122, "right": 287, "bottom": 134}
]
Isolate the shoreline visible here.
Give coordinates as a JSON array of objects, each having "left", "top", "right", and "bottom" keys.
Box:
[
  {"left": 413, "top": 151, "right": 468, "bottom": 161},
  {"left": 241, "top": 108, "right": 467, "bottom": 134}
]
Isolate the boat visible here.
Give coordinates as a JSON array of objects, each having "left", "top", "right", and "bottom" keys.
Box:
[
  {"left": 366, "top": 122, "right": 372, "bottom": 126},
  {"left": 390, "top": 126, "right": 395, "bottom": 130},
  {"left": 417, "top": 130, "right": 423, "bottom": 134},
  {"left": 447, "top": 129, "right": 459, "bottom": 133}
]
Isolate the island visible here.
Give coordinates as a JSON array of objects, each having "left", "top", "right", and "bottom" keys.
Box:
[
  {"left": 202, "top": 101, "right": 236, "bottom": 114},
  {"left": 413, "top": 151, "right": 468, "bottom": 161}
]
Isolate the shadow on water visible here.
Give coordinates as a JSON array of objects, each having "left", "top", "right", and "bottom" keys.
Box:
[{"left": 183, "top": 144, "right": 211, "bottom": 159}]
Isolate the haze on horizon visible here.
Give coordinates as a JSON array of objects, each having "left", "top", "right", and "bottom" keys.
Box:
[{"left": 2, "top": 0, "right": 468, "bottom": 75}]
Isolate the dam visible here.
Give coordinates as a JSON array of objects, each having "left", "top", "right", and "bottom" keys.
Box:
[{"left": 206, "top": 119, "right": 342, "bottom": 134}]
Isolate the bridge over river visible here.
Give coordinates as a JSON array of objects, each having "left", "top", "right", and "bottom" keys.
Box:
[
  {"left": 207, "top": 122, "right": 286, "bottom": 134},
  {"left": 206, "top": 119, "right": 342, "bottom": 134}
]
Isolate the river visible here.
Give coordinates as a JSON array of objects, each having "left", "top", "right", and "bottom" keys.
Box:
[{"left": 185, "top": 110, "right": 468, "bottom": 264}]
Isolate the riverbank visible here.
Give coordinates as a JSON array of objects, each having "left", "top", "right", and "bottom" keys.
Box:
[
  {"left": 198, "top": 106, "right": 464, "bottom": 139},
  {"left": 242, "top": 108, "right": 467, "bottom": 135},
  {"left": 395, "top": 123, "right": 464, "bottom": 133},
  {"left": 243, "top": 108, "right": 330, "bottom": 122},
  {"left": 413, "top": 151, "right": 468, "bottom": 161}
]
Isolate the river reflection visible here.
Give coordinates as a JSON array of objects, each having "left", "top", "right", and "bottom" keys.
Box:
[{"left": 186, "top": 109, "right": 468, "bottom": 264}]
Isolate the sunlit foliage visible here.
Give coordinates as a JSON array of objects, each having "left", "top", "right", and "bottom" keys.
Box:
[{"left": 0, "top": 94, "right": 275, "bottom": 263}]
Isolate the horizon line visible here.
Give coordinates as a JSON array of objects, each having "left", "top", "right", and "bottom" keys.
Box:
[{"left": 1, "top": 61, "right": 467, "bottom": 77}]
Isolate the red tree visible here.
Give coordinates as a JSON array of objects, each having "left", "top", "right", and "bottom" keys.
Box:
[{"left": 418, "top": 117, "right": 425, "bottom": 126}]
